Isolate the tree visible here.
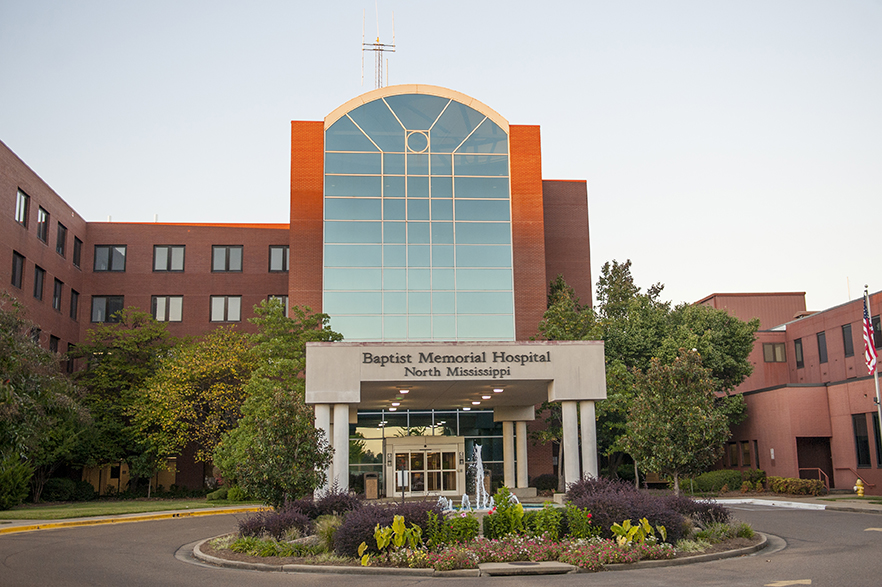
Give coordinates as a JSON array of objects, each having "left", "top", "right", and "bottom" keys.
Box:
[
  {"left": 535, "top": 261, "right": 758, "bottom": 481},
  {"left": 135, "top": 326, "right": 256, "bottom": 463},
  {"left": 71, "top": 308, "right": 176, "bottom": 491},
  {"left": 621, "top": 350, "right": 731, "bottom": 495},
  {"left": 214, "top": 300, "right": 340, "bottom": 506},
  {"left": 0, "top": 292, "right": 89, "bottom": 503}
]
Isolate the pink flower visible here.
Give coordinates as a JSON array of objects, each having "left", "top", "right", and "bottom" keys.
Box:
[
  {"left": 586, "top": 513, "right": 592, "bottom": 519},
  {"left": 460, "top": 512, "right": 467, "bottom": 517}
]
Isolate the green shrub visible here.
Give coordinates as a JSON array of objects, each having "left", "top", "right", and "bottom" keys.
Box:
[
  {"left": 482, "top": 487, "right": 525, "bottom": 539},
  {"left": 741, "top": 469, "right": 766, "bottom": 485},
  {"left": 527, "top": 502, "right": 563, "bottom": 539},
  {"left": 226, "top": 486, "right": 247, "bottom": 501},
  {"left": 426, "top": 511, "right": 480, "bottom": 547},
  {"left": 734, "top": 522, "right": 754, "bottom": 538},
  {"left": 695, "top": 522, "right": 733, "bottom": 544},
  {"left": 692, "top": 470, "right": 743, "bottom": 493},
  {"left": 315, "top": 515, "right": 342, "bottom": 552},
  {"left": 0, "top": 453, "right": 32, "bottom": 510},
  {"left": 564, "top": 502, "right": 601, "bottom": 539},
  {"left": 42, "top": 477, "right": 76, "bottom": 502},
  {"left": 767, "top": 476, "right": 826, "bottom": 496},
  {"left": 71, "top": 480, "right": 97, "bottom": 502},
  {"left": 206, "top": 486, "right": 229, "bottom": 501}
]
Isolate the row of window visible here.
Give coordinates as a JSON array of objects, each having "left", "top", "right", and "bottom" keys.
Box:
[
  {"left": 791, "top": 318, "right": 881, "bottom": 369},
  {"left": 15, "top": 189, "right": 84, "bottom": 267},
  {"left": 11, "top": 250, "right": 80, "bottom": 318},
  {"left": 92, "top": 244, "right": 290, "bottom": 273},
  {"left": 91, "top": 295, "right": 289, "bottom": 323},
  {"left": 726, "top": 440, "right": 756, "bottom": 468}
]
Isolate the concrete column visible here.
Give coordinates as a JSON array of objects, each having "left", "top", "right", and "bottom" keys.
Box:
[
  {"left": 580, "top": 400, "right": 598, "bottom": 479},
  {"left": 516, "top": 421, "right": 529, "bottom": 488},
  {"left": 314, "top": 404, "right": 331, "bottom": 495},
  {"left": 333, "top": 403, "right": 350, "bottom": 491},
  {"left": 503, "top": 421, "right": 515, "bottom": 488},
  {"left": 561, "top": 400, "right": 580, "bottom": 488}
]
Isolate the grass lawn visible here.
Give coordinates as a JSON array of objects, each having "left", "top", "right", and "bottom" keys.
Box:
[
  {"left": 0, "top": 498, "right": 263, "bottom": 520},
  {"left": 818, "top": 496, "right": 882, "bottom": 505}
]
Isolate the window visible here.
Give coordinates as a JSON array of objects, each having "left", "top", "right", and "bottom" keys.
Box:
[
  {"left": 15, "top": 189, "right": 29, "bottom": 226},
  {"left": 269, "top": 246, "right": 289, "bottom": 272},
  {"left": 11, "top": 251, "right": 24, "bottom": 289},
  {"left": 152, "top": 296, "right": 183, "bottom": 322},
  {"left": 52, "top": 279, "right": 63, "bottom": 311},
  {"left": 874, "top": 415, "right": 882, "bottom": 468},
  {"left": 56, "top": 223, "right": 67, "bottom": 256},
  {"left": 30, "top": 328, "right": 41, "bottom": 344},
  {"left": 65, "top": 342, "right": 75, "bottom": 374},
  {"left": 741, "top": 441, "right": 751, "bottom": 467},
  {"left": 212, "top": 246, "right": 242, "bottom": 272},
  {"left": 33, "top": 265, "right": 45, "bottom": 300},
  {"left": 794, "top": 338, "right": 804, "bottom": 369},
  {"left": 854, "top": 413, "right": 871, "bottom": 468},
  {"left": 70, "top": 290, "right": 79, "bottom": 320},
  {"left": 36, "top": 207, "right": 49, "bottom": 242},
  {"left": 49, "top": 336, "right": 59, "bottom": 353},
  {"left": 73, "top": 237, "right": 83, "bottom": 268},
  {"left": 762, "top": 342, "right": 786, "bottom": 362},
  {"left": 210, "top": 296, "right": 241, "bottom": 322},
  {"left": 817, "top": 332, "right": 827, "bottom": 364},
  {"left": 153, "top": 245, "right": 185, "bottom": 272},
  {"left": 94, "top": 245, "right": 126, "bottom": 271},
  {"left": 842, "top": 324, "right": 854, "bottom": 357},
  {"left": 91, "top": 296, "right": 124, "bottom": 323},
  {"left": 268, "top": 295, "right": 289, "bottom": 316},
  {"left": 728, "top": 442, "right": 739, "bottom": 467},
  {"left": 873, "top": 315, "right": 881, "bottom": 350}
]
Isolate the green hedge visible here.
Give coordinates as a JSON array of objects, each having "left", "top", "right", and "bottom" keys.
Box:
[
  {"left": 0, "top": 454, "right": 32, "bottom": 510},
  {"left": 768, "top": 476, "right": 826, "bottom": 496},
  {"left": 692, "top": 470, "right": 743, "bottom": 492}
]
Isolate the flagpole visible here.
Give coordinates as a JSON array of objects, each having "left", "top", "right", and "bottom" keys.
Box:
[{"left": 865, "top": 287, "right": 882, "bottom": 439}]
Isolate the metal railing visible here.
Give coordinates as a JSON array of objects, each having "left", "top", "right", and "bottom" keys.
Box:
[
  {"left": 798, "top": 467, "right": 830, "bottom": 491},
  {"left": 834, "top": 467, "right": 877, "bottom": 488}
]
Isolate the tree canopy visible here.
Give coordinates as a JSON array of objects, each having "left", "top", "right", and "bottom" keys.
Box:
[
  {"left": 622, "top": 350, "right": 731, "bottom": 494},
  {"left": 213, "top": 300, "right": 341, "bottom": 505},
  {"left": 536, "top": 260, "right": 758, "bottom": 480}
]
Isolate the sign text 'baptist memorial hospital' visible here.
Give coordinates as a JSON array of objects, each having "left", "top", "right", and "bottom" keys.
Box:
[{"left": 361, "top": 350, "right": 553, "bottom": 379}]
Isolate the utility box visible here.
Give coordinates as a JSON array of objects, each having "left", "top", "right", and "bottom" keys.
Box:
[{"left": 364, "top": 473, "right": 379, "bottom": 500}]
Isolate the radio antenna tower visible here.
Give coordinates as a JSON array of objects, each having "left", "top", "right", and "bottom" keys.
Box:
[{"left": 362, "top": 4, "right": 395, "bottom": 89}]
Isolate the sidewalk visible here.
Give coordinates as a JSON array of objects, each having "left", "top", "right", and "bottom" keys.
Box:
[
  {"left": 0, "top": 505, "right": 266, "bottom": 536},
  {"left": 715, "top": 494, "right": 882, "bottom": 515}
]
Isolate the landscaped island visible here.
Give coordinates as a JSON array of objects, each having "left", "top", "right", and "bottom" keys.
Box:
[{"left": 204, "top": 478, "right": 759, "bottom": 572}]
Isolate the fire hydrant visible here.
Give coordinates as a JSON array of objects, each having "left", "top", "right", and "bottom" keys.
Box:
[{"left": 854, "top": 479, "right": 865, "bottom": 497}]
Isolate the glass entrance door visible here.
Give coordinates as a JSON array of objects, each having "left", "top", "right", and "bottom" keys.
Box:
[{"left": 393, "top": 449, "right": 458, "bottom": 496}]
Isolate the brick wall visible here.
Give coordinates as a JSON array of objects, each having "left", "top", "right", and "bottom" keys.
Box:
[{"left": 290, "top": 120, "right": 324, "bottom": 312}]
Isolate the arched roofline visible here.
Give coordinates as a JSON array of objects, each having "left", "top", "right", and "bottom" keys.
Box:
[{"left": 324, "top": 84, "right": 509, "bottom": 133}]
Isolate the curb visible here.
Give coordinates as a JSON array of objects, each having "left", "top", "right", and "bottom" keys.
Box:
[
  {"left": 715, "top": 498, "right": 827, "bottom": 511},
  {"left": 192, "top": 533, "right": 771, "bottom": 577},
  {"left": 0, "top": 507, "right": 266, "bottom": 536},
  {"left": 605, "top": 532, "right": 768, "bottom": 571}
]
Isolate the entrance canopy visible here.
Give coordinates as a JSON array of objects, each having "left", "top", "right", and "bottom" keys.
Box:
[{"left": 305, "top": 340, "right": 606, "bottom": 409}]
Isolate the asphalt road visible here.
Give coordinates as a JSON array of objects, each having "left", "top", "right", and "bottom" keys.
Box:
[{"left": 1, "top": 505, "right": 881, "bottom": 587}]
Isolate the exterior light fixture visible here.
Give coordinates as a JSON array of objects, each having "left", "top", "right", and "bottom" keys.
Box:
[
  {"left": 482, "top": 395, "right": 491, "bottom": 400},
  {"left": 493, "top": 388, "right": 504, "bottom": 393},
  {"left": 391, "top": 402, "right": 400, "bottom": 407},
  {"left": 389, "top": 407, "right": 397, "bottom": 411},
  {"left": 472, "top": 401, "right": 481, "bottom": 405},
  {"left": 463, "top": 407, "right": 471, "bottom": 411},
  {"left": 399, "top": 389, "right": 409, "bottom": 394}
]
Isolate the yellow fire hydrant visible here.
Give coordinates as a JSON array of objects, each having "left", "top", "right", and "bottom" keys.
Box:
[{"left": 854, "top": 479, "right": 865, "bottom": 497}]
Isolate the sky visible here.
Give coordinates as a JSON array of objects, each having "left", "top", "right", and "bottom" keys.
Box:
[{"left": 1, "top": 1, "right": 880, "bottom": 312}]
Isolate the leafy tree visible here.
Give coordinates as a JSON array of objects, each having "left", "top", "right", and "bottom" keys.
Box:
[
  {"left": 621, "top": 350, "right": 731, "bottom": 495},
  {"left": 214, "top": 300, "right": 340, "bottom": 506},
  {"left": 535, "top": 261, "right": 758, "bottom": 481},
  {"left": 70, "top": 308, "right": 176, "bottom": 491},
  {"left": 135, "top": 326, "right": 256, "bottom": 462},
  {"left": 0, "top": 292, "right": 89, "bottom": 502}
]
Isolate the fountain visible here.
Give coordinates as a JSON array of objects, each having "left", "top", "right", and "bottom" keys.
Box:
[{"left": 467, "top": 444, "right": 494, "bottom": 510}]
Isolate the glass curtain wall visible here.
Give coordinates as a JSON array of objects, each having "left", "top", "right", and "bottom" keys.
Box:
[{"left": 324, "top": 93, "right": 514, "bottom": 341}]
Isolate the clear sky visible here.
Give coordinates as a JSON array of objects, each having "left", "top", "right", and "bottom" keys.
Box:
[{"left": 2, "top": 1, "right": 879, "bottom": 313}]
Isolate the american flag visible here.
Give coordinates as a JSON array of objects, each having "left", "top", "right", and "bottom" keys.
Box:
[{"left": 864, "top": 295, "right": 878, "bottom": 375}]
